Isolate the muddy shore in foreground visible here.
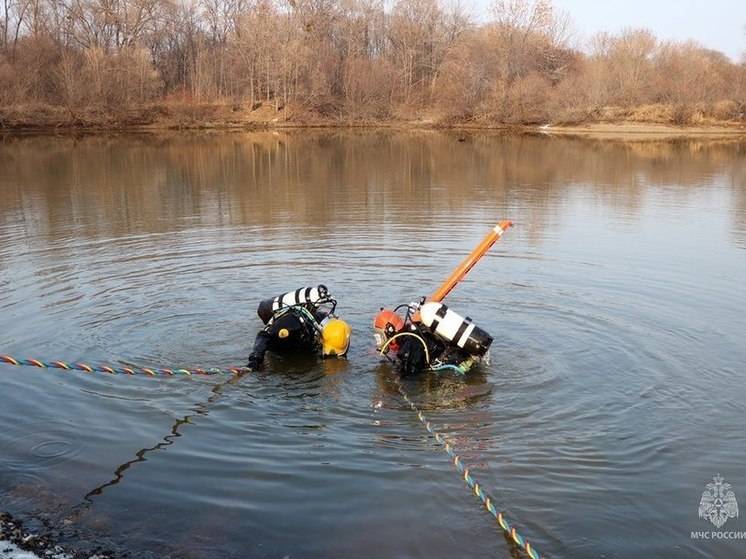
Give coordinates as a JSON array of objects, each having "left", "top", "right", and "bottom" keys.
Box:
[{"left": 0, "top": 513, "right": 115, "bottom": 559}]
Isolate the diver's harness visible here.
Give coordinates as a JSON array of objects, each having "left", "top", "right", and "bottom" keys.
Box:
[
  {"left": 265, "top": 303, "right": 328, "bottom": 335},
  {"left": 263, "top": 292, "right": 338, "bottom": 339}
]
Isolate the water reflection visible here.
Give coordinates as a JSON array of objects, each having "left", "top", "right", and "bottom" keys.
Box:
[
  {"left": 1, "top": 132, "right": 745, "bottom": 246},
  {"left": 374, "top": 362, "right": 492, "bottom": 410},
  {"left": 69, "top": 354, "right": 348, "bottom": 513},
  {"left": 79, "top": 373, "right": 246, "bottom": 506}
]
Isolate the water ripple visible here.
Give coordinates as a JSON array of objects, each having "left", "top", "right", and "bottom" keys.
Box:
[{"left": 1, "top": 132, "right": 745, "bottom": 559}]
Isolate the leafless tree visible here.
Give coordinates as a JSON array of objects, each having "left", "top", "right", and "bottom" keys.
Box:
[{"left": 0, "top": 0, "right": 744, "bottom": 125}]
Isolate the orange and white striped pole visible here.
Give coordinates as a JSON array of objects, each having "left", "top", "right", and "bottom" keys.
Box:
[{"left": 428, "top": 220, "right": 513, "bottom": 303}]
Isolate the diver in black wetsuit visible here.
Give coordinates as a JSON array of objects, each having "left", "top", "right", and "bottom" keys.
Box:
[
  {"left": 373, "top": 301, "right": 490, "bottom": 377},
  {"left": 372, "top": 221, "right": 513, "bottom": 376},
  {"left": 247, "top": 285, "right": 351, "bottom": 370}
]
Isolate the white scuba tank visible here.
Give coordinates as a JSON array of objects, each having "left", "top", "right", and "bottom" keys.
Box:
[
  {"left": 257, "top": 285, "right": 329, "bottom": 324},
  {"left": 419, "top": 301, "right": 493, "bottom": 356}
]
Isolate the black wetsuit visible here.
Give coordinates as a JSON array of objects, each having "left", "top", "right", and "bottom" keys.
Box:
[
  {"left": 247, "top": 307, "right": 327, "bottom": 370},
  {"left": 394, "top": 323, "right": 476, "bottom": 376}
]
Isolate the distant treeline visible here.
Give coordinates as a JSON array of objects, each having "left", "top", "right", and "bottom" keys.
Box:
[{"left": 1, "top": 0, "right": 745, "bottom": 126}]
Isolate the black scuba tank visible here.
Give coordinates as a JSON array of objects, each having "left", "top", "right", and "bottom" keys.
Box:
[
  {"left": 257, "top": 285, "right": 329, "bottom": 324},
  {"left": 418, "top": 301, "right": 493, "bottom": 356}
]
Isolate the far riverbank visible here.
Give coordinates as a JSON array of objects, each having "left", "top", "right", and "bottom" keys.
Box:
[{"left": 2, "top": 102, "right": 745, "bottom": 138}]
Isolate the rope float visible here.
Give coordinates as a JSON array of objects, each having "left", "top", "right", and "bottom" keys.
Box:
[
  {"left": 394, "top": 379, "right": 545, "bottom": 559},
  {"left": 0, "top": 354, "right": 247, "bottom": 377}
]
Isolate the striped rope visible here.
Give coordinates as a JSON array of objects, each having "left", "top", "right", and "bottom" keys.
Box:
[
  {"left": 0, "top": 354, "right": 247, "bottom": 377},
  {"left": 395, "top": 379, "right": 544, "bottom": 559}
]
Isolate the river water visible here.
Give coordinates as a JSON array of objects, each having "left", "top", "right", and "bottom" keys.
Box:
[{"left": 0, "top": 131, "right": 744, "bottom": 558}]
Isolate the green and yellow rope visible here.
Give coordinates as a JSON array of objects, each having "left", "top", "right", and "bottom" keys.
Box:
[
  {"left": 0, "top": 354, "right": 247, "bottom": 377},
  {"left": 395, "top": 379, "right": 545, "bottom": 559}
]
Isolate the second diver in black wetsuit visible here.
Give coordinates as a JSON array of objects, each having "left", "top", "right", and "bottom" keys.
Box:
[{"left": 247, "top": 285, "right": 351, "bottom": 370}]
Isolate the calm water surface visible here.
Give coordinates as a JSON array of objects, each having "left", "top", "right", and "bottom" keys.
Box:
[{"left": 0, "top": 131, "right": 745, "bottom": 558}]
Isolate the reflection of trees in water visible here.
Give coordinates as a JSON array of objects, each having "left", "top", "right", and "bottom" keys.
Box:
[
  {"left": 1, "top": 131, "right": 745, "bottom": 246},
  {"left": 723, "top": 143, "right": 746, "bottom": 249}
]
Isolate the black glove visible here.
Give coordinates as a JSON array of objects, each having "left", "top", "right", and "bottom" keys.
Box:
[
  {"left": 246, "top": 353, "right": 262, "bottom": 371},
  {"left": 247, "top": 330, "right": 271, "bottom": 370}
]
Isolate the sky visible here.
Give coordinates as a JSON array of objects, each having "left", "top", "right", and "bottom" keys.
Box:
[{"left": 473, "top": 0, "right": 746, "bottom": 62}]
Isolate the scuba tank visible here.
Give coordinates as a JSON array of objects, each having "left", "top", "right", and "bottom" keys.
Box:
[
  {"left": 418, "top": 301, "right": 493, "bottom": 356},
  {"left": 257, "top": 285, "right": 330, "bottom": 324}
]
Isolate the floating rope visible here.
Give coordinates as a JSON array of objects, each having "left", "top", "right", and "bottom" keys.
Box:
[
  {"left": 394, "top": 378, "right": 544, "bottom": 559},
  {"left": 0, "top": 354, "right": 247, "bottom": 377}
]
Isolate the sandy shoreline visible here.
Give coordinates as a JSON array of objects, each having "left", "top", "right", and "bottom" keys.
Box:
[
  {"left": 532, "top": 121, "right": 746, "bottom": 138},
  {"left": 2, "top": 121, "right": 745, "bottom": 140},
  {"left": 2, "top": 102, "right": 745, "bottom": 138}
]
